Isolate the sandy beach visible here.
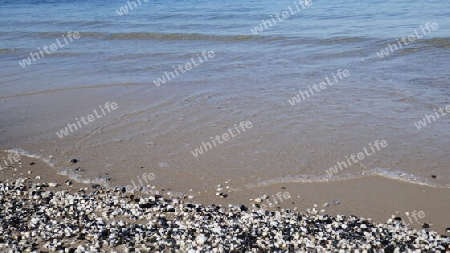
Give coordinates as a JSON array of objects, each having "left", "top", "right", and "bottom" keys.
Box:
[
  {"left": 1, "top": 151, "right": 449, "bottom": 252},
  {"left": 2, "top": 0, "right": 450, "bottom": 251}
]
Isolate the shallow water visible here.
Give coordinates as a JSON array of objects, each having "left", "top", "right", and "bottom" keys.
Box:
[{"left": 1, "top": 0, "right": 449, "bottom": 192}]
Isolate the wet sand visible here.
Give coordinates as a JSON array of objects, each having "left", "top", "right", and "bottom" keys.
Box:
[
  {"left": 2, "top": 151, "right": 448, "bottom": 236},
  {"left": 196, "top": 176, "right": 450, "bottom": 235}
]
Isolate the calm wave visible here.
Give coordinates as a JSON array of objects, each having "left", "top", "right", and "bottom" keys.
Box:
[{"left": 0, "top": 0, "right": 449, "bottom": 190}]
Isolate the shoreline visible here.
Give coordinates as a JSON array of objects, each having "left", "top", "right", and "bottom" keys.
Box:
[
  {"left": 196, "top": 177, "right": 450, "bottom": 235},
  {"left": 0, "top": 152, "right": 449, "bottom": 251},
  {"left": 1, "top": 151, "right": 449, "bottom": 235}
]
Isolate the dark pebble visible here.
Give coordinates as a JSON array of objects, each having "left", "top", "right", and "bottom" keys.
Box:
[
  {"left": 394, "top": 217, "right": 402, "bottom": 221},
  {"left": 92, "top": 184, "right": 101, "bottom": 189},
  {"left": 446, "top": 227, "right": 450, "bottom": 233},
  {"left": 431, "top": 175, "right": 437, "bottom": 179},
  {"left": 30, "top": 162, "right": 35, "bottom": 165},
  {"left": 139, "top": 202, "right": 157, "bottom": 208},
  {"left": 70, "top": 159, "right": 78, "bottom": 164},
  {"left": 422, "top": 223, "right": 430, "bottom": 228},
  {"left": 240, "top": 205, "right": 248, "bottom": 211}
]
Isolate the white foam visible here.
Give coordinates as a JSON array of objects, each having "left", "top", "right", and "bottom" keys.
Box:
[
  {"left": 57, "top": 169, "right": 110, "bottom": 186},
  {"left": 250, "top": 168, "right": 446, "bottom": 189},
  {"left": 1, "top": 148, "right": 54, "bottom": 167},
  {"left": 363, "top": 168, "right": 440, "bottom": 187}
]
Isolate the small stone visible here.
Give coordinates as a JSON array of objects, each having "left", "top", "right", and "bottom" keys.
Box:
[
  {"left": 196, "top": 234, "right": 207, "bottom": 245},
  {"left": 333, "top": 201, "right": 340, "bottom": 205},
  {"left": 35, "top": 176, "right": 41, "bottom": 179},
  {"left": 70, "top": 159, "right": 78, "bottom": 164},
  {"left": 49, "top": 183, "right": 57, "bottom": 187},
  {"left": 431, "top": 175, "right": 437, "bottom": 179},
  {"left": 0, "top": 176, "right": 447, "bottom": 251},
  {"left": 30, "top": 162, "right": 35, "bottom": 165}
]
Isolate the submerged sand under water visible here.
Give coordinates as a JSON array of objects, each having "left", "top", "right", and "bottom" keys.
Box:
[{"left": 1, "top": 71, "right": 449, "bottom": 193}]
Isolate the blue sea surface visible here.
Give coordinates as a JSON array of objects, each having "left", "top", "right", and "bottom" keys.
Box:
[{"left": 1, "top": 0, "right": 449, "bottom": 93}]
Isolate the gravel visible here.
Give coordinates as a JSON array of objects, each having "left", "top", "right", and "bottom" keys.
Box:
[{"left": 0, "top": 178, "right": 449, "bottom": 252}]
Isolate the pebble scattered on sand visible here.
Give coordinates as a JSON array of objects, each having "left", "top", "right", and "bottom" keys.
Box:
[{"left": 0, "top": 178, "right": 448, "bottom": 252}]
